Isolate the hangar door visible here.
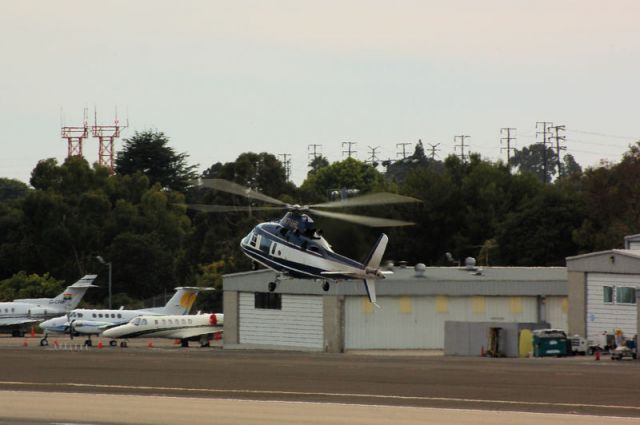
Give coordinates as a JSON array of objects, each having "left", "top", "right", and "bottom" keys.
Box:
[
  {"left": 239, "top": 292, "right": 324, "bottom": 349},
  {"left": 345, "top": 295, "right": 538, "bottom": 350},
  {"left": 586, "top": 273, "right": 640, "bottom": 343}
]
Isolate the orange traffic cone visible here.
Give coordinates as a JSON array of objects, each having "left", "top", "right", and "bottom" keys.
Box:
[
  {"left": 147, "top": 341, "right": 153, "bottom": 348},
  {"left": 22, "top": 340, "right": 28, "bottom": 347},
  {"left": 595, "top": 350, "right": 600, "bottom": 361},
  {"left": 30, "top": 327, "right": 36, "bottom": 338},
  {"left": 97, "top": 340, "right": 104, "bottom": 349},
  {"left": 174, "top": 339, "right": 181, "bottom": 345},
  {"left": 53, "top": 340, "right": 59, "bottom": 348}
]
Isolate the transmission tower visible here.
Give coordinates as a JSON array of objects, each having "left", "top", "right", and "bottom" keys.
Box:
[
  {"left": 454, "top": 135, "right": 470, "bottom": 162},
  {"left": 500, "top": 128, "right": 517, "bottom": 166},
  {"left": 278, "top": 153, "right": 292, "bottom": 180},
  {"left": 549, "top": 125, "right": 566, "bottom": 176},
  {"left": 307, "top": 144, "right": 322, "bottom": 166},
  {"left": 427, "top": 143, "right": 440, "bottom": 160},
  {"left": 92, "top": 108, "right": 127, "bottom": 173},
  {"left": 367, "top": 146, "right": 381, "bottom": 165},
  {"left": 536, "top": 121, "right": 553, "bottom": 184},
  {"left": 342, "top": 142, "right": 357, "bottom": 158},
  {"left": 61, "top": 108, "right": 89, "bottom": 159},
  {"left": 396, "top": 143, "right": 412, "bottom": 160}
]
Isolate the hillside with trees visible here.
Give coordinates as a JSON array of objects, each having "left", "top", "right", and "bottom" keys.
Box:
[{"left": 1, "top": 129, "right": 638, "bottom": 309}]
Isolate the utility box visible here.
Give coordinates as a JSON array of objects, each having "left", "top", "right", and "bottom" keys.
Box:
[{"left": 533, "top": 329, "right": 568, "bottom": 357}]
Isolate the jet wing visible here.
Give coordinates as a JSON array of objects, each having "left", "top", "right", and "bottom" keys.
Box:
[
  {"left": 164, "top": 327, "right": 223, "bottom": 340},
  {"left": 0, "top": 318, "right": 39, "bottom": 327}
]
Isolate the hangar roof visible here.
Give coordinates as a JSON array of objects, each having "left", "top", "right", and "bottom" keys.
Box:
[
  {"left": 223, "top": 266, "right": 567, "bottom": 297},
  {"left": 566, "top": 249, "right": 640, "bottom": 274}
]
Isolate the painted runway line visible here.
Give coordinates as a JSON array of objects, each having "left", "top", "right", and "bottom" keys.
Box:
[{"left": 1, "top": 380, "right": 639, "bottom": 412}]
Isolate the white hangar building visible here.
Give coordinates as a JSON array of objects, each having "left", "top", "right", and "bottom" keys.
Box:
[
  {"left": 567, "top": 234, "right": 640, "bottom": 342},
  {"left": 222, "top": 266, "right": 567, "bottom": 352}
]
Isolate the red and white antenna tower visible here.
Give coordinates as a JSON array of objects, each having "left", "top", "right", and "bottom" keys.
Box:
[
  {"left": 92, "top": 108, "right": 128, "bottom": 173},
  {"left": 61, "top": 108, "right": 89, "bottom": 159}
]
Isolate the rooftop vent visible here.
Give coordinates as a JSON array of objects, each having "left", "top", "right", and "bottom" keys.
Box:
[
  {"left": 415, "top": 263, "right": 426, "bottom": 277},
  {"left": 383, "top": 260, "right": 394, "bottom": 270},
  {"left": 464, "top": 257, "right": 477, "bottom": 270},
  {"left": 398, "top": 260, "right": 408, "bottom": 269}
]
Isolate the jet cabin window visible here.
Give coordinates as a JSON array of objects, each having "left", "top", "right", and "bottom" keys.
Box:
[{"left": 255, "top": 292, "right": 282, "bottom": 310}]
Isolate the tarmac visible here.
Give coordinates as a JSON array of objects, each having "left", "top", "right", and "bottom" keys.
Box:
[{"left": 1, "top": 335, "right": 640, "bottom": 424}]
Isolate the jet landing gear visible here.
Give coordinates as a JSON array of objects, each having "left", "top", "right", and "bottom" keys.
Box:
[
  {"left": 109, "top": 340, "right": 118, "bottom": 347},
  {"left": 83, "top": 338, "right": 92, "bottom": 347},
  {"left": 40, "top": 334, "right": 49, "bottom": 347}
]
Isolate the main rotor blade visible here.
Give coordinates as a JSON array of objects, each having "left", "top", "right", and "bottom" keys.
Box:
[
  {"left": 311, "top": 192, "right": 421, "bottom": 209},
  {"left": 195, "top": 179, "right": 287, "bottom": 206},
  {"left": 186, "top": 204, "right": 284, "bottom": 213},
  {"left": 309, "top": 209, "right": 415, "bottom": 227}
]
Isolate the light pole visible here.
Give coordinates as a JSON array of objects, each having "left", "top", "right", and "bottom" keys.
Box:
[{"left": 96, "top": 255, "right": 112, "bottom": 309}]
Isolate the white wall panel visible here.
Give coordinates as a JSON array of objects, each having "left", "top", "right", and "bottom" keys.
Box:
[
  {"left": 344, "top": 296, "right": 538, "bottom": 350},
  {"left": 239, "top": 293, "right": 323, "bottom": 349},
  {"left": 586, "top": 273, "right": 640, "bottom": 342}
]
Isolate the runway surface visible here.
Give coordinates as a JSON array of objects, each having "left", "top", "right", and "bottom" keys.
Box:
[{"left": 1, "top": 337, "right": 640, "bottom": 423}]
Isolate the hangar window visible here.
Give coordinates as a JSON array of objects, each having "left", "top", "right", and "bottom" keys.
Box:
[
  {"left": 254, "top": 292, "right": 282, "bottom": 310},
  {"left": 616, "top": 287, "right": 636, "bottom": 304},
  {"left": 603, "top": 286, "right": 613, "bottom": 304}
]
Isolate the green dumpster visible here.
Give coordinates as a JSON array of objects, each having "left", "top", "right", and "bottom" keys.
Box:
[{"left": 532, "top": 329, "right": 568, "bottom": 357}]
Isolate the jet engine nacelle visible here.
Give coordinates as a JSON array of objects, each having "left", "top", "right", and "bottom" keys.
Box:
[{"left": 28, "top": 307, "right": 50, "bottom": 318}]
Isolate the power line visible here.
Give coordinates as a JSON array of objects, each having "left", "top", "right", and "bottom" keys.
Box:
[
  {"left": 569, "top": 129, "right": 640, "bottom": 140},
  {"left": 536, "top": 121, "right": 553, "bottom": 184},
  {"left": 454, "top": 135, "right": 470, "bottom": 162},
  {"left": 500, "top": 128, "right": 516, "bottom": 166},
  {"left": 342, "top": 141, "right": 357, "bottom": 159},
  {"left": 396, "top": 143, "right": 412, "bottom": 159}
]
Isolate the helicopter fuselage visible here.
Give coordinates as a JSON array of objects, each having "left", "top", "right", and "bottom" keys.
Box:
[{"left": 240, "top": 213, "right": 366, "bottom": 281}]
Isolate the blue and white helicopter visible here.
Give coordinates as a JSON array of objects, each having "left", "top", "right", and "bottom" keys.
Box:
[{"left": 190, "top": 179, "right": 420, "bottom": 306}]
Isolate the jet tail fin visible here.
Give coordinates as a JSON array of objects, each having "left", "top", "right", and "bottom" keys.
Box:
[
  {"left": 161, "top": 287, "right": 215, "bottom": 315},
  {"left": 56, "top": 275, "right": 98, "bottom": 311}
]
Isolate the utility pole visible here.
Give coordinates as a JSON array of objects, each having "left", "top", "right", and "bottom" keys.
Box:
[
  {"left": 307, "top": 144, "right": 322, "bottom": 166},
  {"left": 536, "top": 121, "right": 553, "bottom": 184},
  {"left": 500, "top": 128, "right": 517, "bottom": 166},
  {"left": 367, "top": 146, "right": 381, "bottom": 165},
  {"left": 396, "top": 143, "right": 412, "bottom": 160},
  {"left": 549, "top": 125, "right": 566, "bottom": 177},
  {"left": 454, "top": 135, "right": 470, "bottom": 162},
  {"left": 278, "top": 153, "right": 291, "bottom": 181},
  {"left": 342, "top": 142, "right": 357, "bottom": 159},
  {"left": 427, "top": 143, "right": 440, "bottom": 160}
]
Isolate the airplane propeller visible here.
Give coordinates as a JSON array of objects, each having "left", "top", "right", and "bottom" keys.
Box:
[{"left": 188, "top": 178, "right": 421, "bottom": 227}]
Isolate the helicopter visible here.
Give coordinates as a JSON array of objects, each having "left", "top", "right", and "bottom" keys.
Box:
[{"left": 189, "top": 179, "right": 420, "bottom": 306}]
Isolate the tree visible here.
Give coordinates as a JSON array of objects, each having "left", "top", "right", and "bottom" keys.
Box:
[
  {"left": 0, "top": 178, "right": 29, "bottom": 202},
  {"left": 308, "top": 155, "right": 330, "bottom": 177},
  {"left": 511, "top": 143, "right": 558, "bottom": 183},
  {"left": 0, "top": 272, "right": 63, "bottom": 301},
  {"left": 115, "top": 131, "right": 198, "bottom": 192}
]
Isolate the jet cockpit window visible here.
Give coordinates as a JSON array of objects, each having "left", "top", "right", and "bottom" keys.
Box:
[
  {"left": 141, "top": 319, "right": 148, "bottom": 326},
  {"left": 78, "top": 313, "right": 83, "bottom": 318},
  {"left": 132, "top": 317, "right": 141, "bottom": 326}
]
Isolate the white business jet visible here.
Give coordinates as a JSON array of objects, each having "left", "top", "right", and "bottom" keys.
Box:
[
  {"left": 39, "top": 287, "right": 212, "bottom": 347},
  {"left": 0, "top": 275, "right": 97, "bottom": 337},
  {"left": 103, "top": 313, "right": 223, "bottom": 347}
]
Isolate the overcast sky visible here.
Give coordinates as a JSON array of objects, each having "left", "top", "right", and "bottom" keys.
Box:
[{"left": 1, "top": 0, "right": 639, "bottom": 185}]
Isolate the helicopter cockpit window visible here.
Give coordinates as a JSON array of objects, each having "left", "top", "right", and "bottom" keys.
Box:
[{"left": 250, "top": 233, "right": 258, "bottom": 247}]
